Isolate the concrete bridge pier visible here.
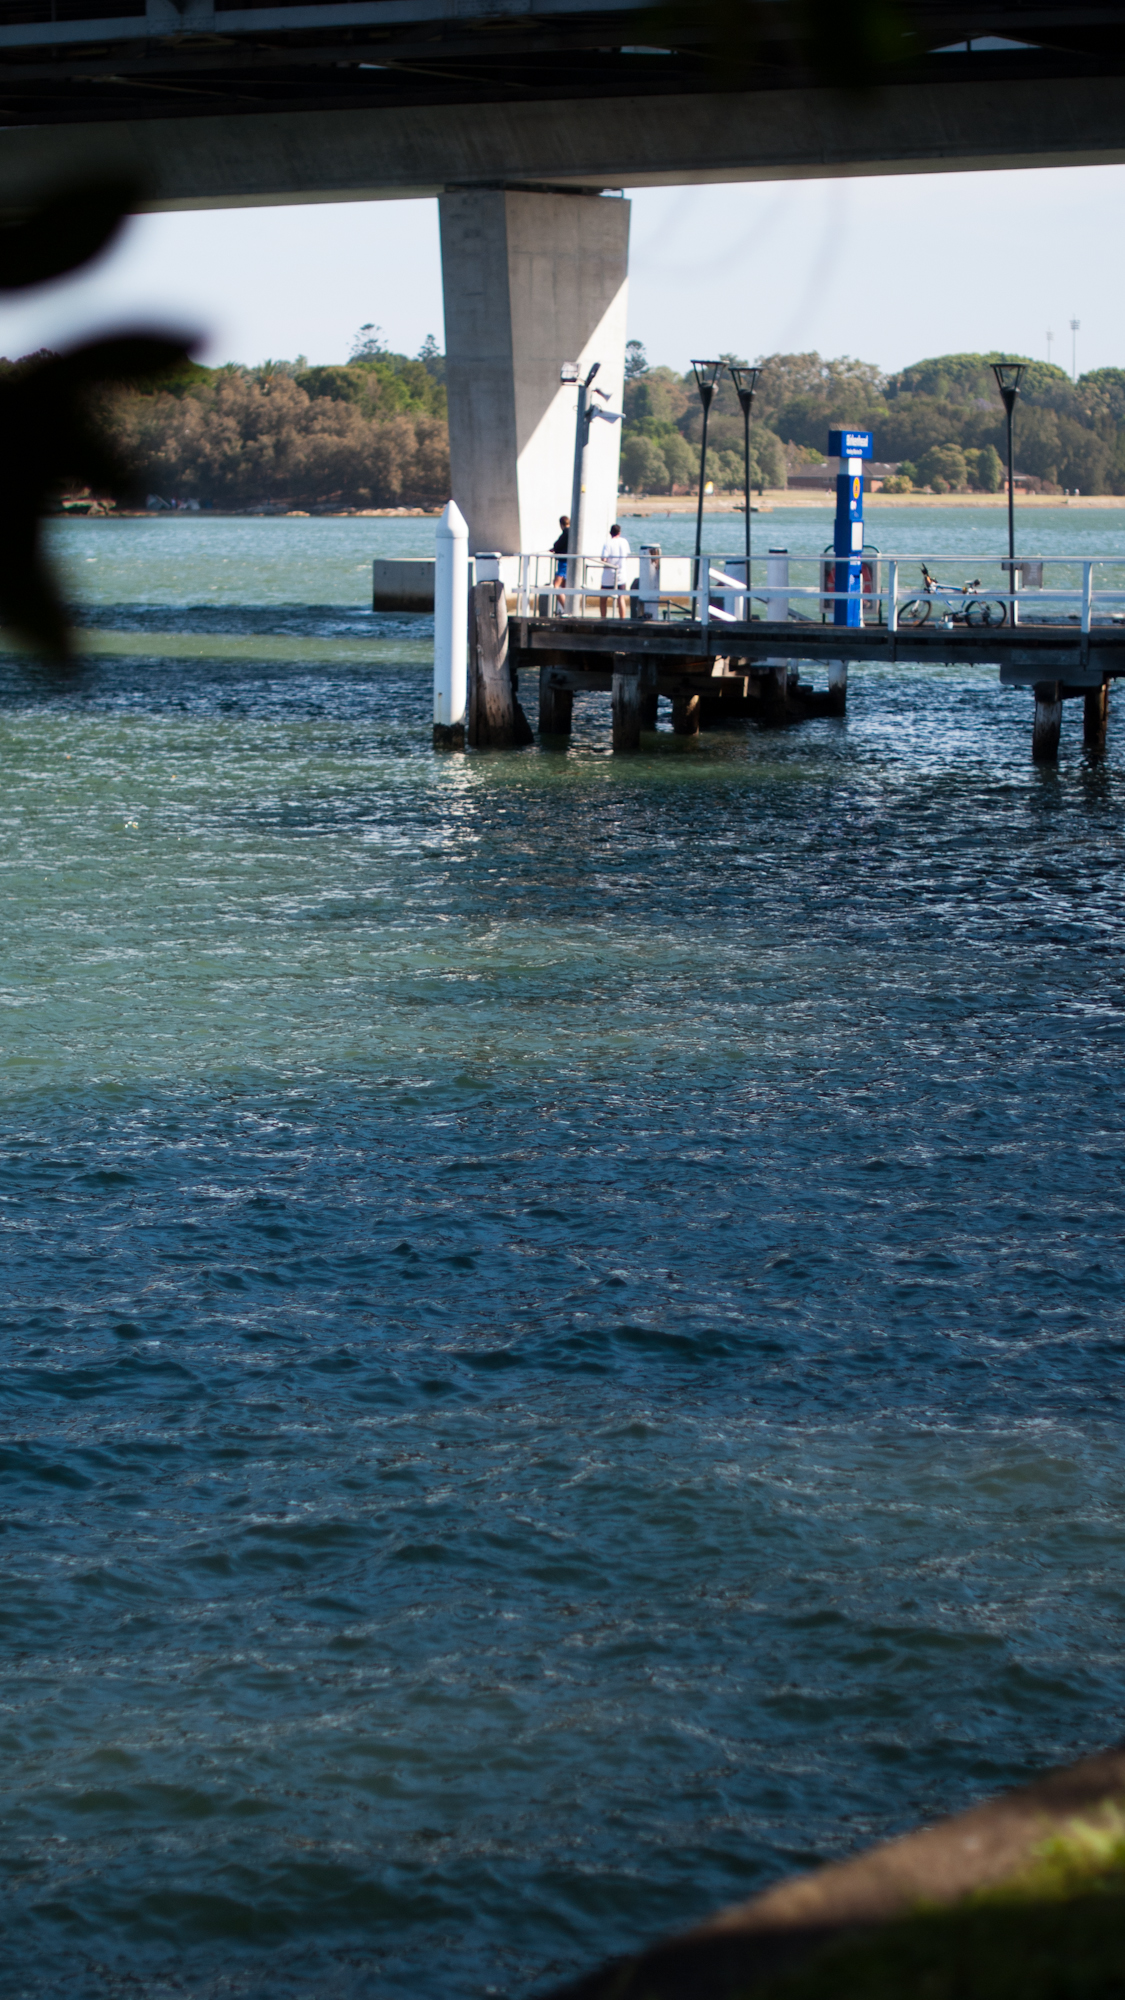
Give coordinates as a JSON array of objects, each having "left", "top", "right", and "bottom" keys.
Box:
[{"left": 439, "top": 188, "right": 629, "bottom": 561}]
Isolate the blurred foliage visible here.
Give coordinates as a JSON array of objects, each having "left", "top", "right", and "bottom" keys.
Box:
[
  {"left": 754, "top": 1813, "right": 1125, "bottom": 2000},
  {"left": 0, "top": 178, "right": 191, "bottom": 655}
]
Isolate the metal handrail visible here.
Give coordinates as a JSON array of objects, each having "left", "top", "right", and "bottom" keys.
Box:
[{"left": 513, "top": 552, "right": 1125, "bottom": 636}]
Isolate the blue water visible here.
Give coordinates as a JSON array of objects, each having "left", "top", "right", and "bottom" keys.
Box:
[{"left": 4, "top": 512, "right": 1125, "bottom": 1999}]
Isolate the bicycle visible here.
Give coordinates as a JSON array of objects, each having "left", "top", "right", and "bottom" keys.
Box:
[{"left": 898, "top": 564, "right": 1007, "bottom": 628}]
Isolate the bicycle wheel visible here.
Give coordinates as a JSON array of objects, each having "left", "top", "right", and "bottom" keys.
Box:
[
  {"left": 965, "top": 597, "right": 1007, "bottom": 627},
  {"left": 899, "top": 598, "right": 931, "bottom": 626}
]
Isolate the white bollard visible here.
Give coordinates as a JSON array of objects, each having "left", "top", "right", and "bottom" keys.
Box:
[
  {"left": 766, "top": 547, "right": 790, "bottom": 623},
  {"left": 434, "top": 500, "right": 469, "bottom": 749}
]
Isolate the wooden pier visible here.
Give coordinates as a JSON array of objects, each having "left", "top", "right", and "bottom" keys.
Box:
[{"left": 466, "top": 581, "right": 1125, "bottom": 762}]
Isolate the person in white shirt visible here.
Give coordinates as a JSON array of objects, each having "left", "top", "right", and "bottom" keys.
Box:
[{"left": 599, "top": 523, "right": 631, "bottom": 618}]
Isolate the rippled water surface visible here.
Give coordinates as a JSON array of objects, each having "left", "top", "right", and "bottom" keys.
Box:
[{"left": 4, "top": 513, "right": 1125, "bottom": 1998}]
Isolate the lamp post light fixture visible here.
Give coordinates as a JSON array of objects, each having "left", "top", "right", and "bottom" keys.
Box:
[
  {"left": 1070, "top": 318, "right": 1080, "bottom": 383},
  {"left": 728, "top": 363, "right": 763, "bottom": 597},
  {"left": 565, "top": 359, "right": 600, "bottom": 577},
  {"left": 991, "top": 358, "right": 1025, "bottom": 621},
  {"left": 690, "top": 358, "right": 724, "bottom": 597}
]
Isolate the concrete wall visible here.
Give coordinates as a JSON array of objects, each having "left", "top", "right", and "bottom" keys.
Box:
[
  {"left": 440, "top": 190, "right": 628, "bottom": 557},
  {"left": 372, "top": 557, "right": 435, "bottom": 612}
]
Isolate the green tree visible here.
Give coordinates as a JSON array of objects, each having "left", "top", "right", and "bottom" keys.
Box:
[
  {"left": 415, "top": 334, "right": 445, "bottom": 383},
  {"left": 624, "top": 339, "right": 648, "bottom": 380},
  {"left": 917, "top": 442, "right": 969, "bottom": 490},
  {"left": 624, "top": 365, "right": 691, "bottom": 427},
  {"left": 349, "top": 322, "right": 387, "bottom": 360},
  {"left": 662, "top": 431, "right": 699, "bottom": 491},
  {"left": 964, "top": 445, "right": 1003, "bottom": 492},
  {"left": 620, "top": 433, "right": 670, "bottom": 491}
]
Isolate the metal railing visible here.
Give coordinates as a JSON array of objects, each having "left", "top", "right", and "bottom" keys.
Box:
[{"left": 513, "top": 551, "right": 1125, "bottom": 636}]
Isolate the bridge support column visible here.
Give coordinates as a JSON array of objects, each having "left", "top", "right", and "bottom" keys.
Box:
[
  {"left": 1084, "top": 679, "right": 1109, "bottom": 754},
  {"left": 1032, "top": 681, "right": 1062, "bottom": 764},
  {"left": 439, "top": 189, "right": 629, "bottom": 560}
]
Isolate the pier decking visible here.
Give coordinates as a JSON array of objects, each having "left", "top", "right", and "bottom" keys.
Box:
[
  {"left": 514, "top": 615, "right": 1124, "bottom": 759},
  {"left": 456, "top": 551, "right": 1125, "bottom": 762}
]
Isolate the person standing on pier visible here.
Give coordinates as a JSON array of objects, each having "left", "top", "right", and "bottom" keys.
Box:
[
  {"left": 552, "top": 515, "right": 571, "bottom": 594},
  {"left": 599, "top": 522, "right": 631, "bottom": 618}
]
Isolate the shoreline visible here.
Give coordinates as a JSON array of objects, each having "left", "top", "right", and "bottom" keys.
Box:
[{"left": 55, "top": 493, "right": 1125, "bottom": 525}]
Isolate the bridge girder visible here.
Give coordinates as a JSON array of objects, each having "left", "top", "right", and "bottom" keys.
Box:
[{"left": 0, "top": 3, "right": 1122, "bottom": 203}]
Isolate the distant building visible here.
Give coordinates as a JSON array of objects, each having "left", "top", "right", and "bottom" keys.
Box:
[{"left": 787, "top": 460, "right": 900, "bottom": 492}]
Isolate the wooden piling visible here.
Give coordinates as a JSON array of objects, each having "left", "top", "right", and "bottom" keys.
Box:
[
  {"left": 539, "top": 671, "right": 574, "bottom": 739},
  {"left": 1032, "top": 680, "right": 1062, "bottom": 763},
  {"left": 758, "top": 665, "right": 790, "bottom": 728},
  {"left": 1084, "top": 679, "right": 1109, "bottom": 754},
  {"left": 671, "top": 689, "right": 701, "bottom": 737},
  {"left": 612, "top": 662, "right": 643, "bottom": 752},
  {"left": 468, "top": 579, "right": 532, "bottom": 749},
  {"left": 639, "top": 660, "right": 659, "bottom": 730}
]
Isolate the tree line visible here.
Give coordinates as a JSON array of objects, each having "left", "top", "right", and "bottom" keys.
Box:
[
  {"left": 621, "top": 344, "right": 1125, "bottom": 496},
  {"left": 23, "top": 326, "right": 452, "bottom": 512},
  {"left": 11, "top": 329, "right": 1125, "bottom": 510}
]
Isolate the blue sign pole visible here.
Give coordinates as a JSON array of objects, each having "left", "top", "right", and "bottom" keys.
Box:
[{"left": 827, "top": 428, "right": 874, "bottom": 628}]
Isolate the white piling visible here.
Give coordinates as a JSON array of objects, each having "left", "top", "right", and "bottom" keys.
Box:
[
  {"left": 433, "top": 499, "right": 469, "bottom": 750},
  {"left": 766, "top": 547, "right": 790, "bottom": 623}
]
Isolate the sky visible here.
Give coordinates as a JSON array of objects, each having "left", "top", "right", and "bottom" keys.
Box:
[{"left": 0, "top": 161, "right": 1118, "bottom": 378}]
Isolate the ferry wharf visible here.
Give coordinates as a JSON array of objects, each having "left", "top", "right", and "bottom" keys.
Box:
[
  {"left": 431, "top": 510, "right": 1125, "bottom": 765},
  {"left": 512, "top": 604, "right": 1125, "bottom": 762}
]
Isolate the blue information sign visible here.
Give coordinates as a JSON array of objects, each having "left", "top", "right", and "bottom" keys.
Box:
[
  {"left": 827, "top": 428, "right": 874, "bottom": 460},
  {"left": 829, "top": 429, "right": 872, "bottom": 627}
]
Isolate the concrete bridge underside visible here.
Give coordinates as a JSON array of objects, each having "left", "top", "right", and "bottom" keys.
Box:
[
  {"left": 2, "top": 73, "right": 1125, "bottom": 207},
  {"left": 2, "top": 3, "right": 1121, "bottom": 558}
]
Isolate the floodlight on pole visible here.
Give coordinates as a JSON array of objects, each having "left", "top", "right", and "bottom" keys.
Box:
[
  {"left": 991, "top": 359, "right": 1026, "bottom": 611},
  {"left": 728, "top": 363, "right": 763, "bottom": 594},
  {"left": 690, "top": 359, "right": 724, "bottom": 588},
  {"left": 1070, "top": 318, "right": 1080, "bottom": 383}
]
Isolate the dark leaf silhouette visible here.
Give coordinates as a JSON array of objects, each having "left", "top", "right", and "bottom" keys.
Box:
[
  {"left": 0, "top": 177, "right": 144, "bottom": 291},
  {"left": 0, "top": 335, "right": 192, "bottom": 654}
]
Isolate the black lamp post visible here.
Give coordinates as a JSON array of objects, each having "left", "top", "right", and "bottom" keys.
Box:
[
  {"left": 728, "top": 363, "right": 763, "bottom": 598},
  {"left": 991, "top": 359, "right": 1025, "bottom": 603},
  {"left": 691, "top": 359, "right": 723, "bottom": 603},
  {"left": 566, "top": 359, "right": 601, "bottom": 570}
]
